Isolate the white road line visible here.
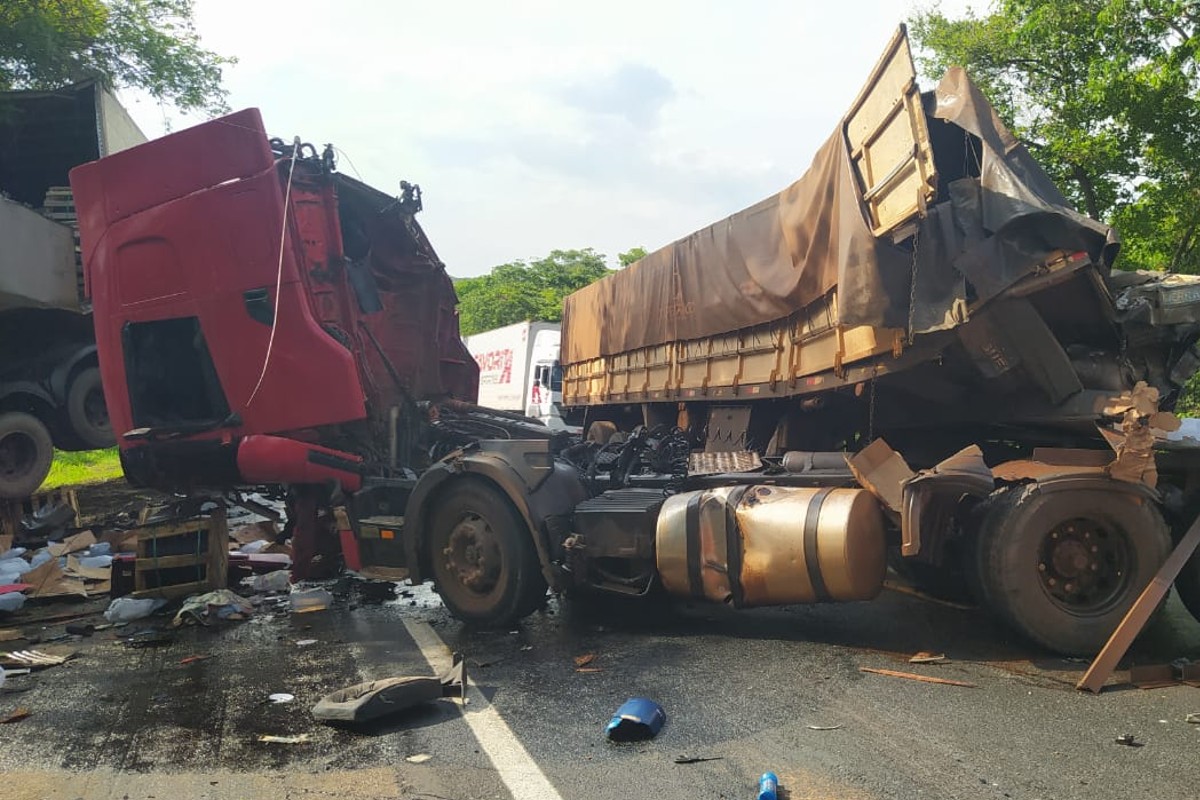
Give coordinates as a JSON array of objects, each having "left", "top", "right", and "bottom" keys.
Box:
[{"left": 402, "top": 618, "right": 566, "bottom": 800}]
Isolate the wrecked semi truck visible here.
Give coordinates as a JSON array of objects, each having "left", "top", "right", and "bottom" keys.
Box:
[
  {"left": 70, "top": 27, "right": 1200, "bottom": 656},
  {"left": 0, "top": 80, "right": 139, "bottom": 498}
]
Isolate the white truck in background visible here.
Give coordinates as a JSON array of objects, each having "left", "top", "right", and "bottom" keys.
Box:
[{"left": 464, "top": 321, "right": 572, "bottom": 429}]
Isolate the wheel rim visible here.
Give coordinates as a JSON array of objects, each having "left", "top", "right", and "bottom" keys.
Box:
[
  {"left": 1037, "top": 517, "right": 1133, "bottom": 615},
  {"left": 441, "top": 511, "right": 503, "bottom": 597},
  {"left": 0, "top": 431, "right": 38, "bottom": 480},
  {"left": 84, "top": 386, "right": 110, "bottom": 432}
]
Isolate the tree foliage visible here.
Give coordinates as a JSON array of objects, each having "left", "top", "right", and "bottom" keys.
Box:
[
  {"left": 910, "top": 1, "right": 1200, "bottom": 271},
  {"left": 454, "top": 249, "right": 616, "bottom": 336},
  {"left": 618, "top": 246, "right": 648, "bottom": 266},
  {"left": 0, "top": 0, "right": 231, "bottom": 114}
]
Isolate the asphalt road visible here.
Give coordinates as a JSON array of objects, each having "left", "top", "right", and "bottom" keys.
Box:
[{"left": 3, "top": 578, "right": 1200, "bottom": 800}]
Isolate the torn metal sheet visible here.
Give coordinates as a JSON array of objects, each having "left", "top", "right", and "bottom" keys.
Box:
[
  {"left": 312, "top": 654, "right": 465, "bottom": 724},
  {"left": 846, "top": 438, "right": 915, "bottom": 513}
]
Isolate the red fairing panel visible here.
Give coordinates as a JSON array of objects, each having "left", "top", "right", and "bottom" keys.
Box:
[
  {"left": 71, "top": 110, "right": 367, "bottom": 447},
  {"left": 237, "top": 435, "right": 363, "bottom": 492}
]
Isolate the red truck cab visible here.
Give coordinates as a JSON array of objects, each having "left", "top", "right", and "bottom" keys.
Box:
[{"left": 70, "top": 109, "right": 478, "bottom": 492}]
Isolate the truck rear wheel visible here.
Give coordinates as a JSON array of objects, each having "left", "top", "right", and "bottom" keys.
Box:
[
  {"left": 429, "top": 480, "right": 547, "bottom": 626},
  {"left": 65, "top": 367, "right": 114, "bottom": 450},
  {"left": 972, "top": 484, "right": 1170, "bottom": 656},
  {"left": 0, "top": 412, "right": 54, "bottom": 500}
]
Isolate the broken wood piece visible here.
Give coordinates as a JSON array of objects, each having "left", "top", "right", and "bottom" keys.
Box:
[
  {"left": 909, "top": 652, "right": 947, "bottom": 664},
  {"left": 573, "top": 653, "right": 595, "bottom": 667},
  {"left": 859, "top": 667, "right": 976, "bottom": 688},
  {"left": 1, "top": 707, "right": 30, "bottom": 723},
  {"left": 1078, "top": 512, "right": 1200, "bottom": 692},
  {"left": 0, "top": 629, "right": 22, "bottom": 643}
]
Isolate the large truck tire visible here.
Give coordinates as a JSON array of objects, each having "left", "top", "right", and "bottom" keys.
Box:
[
  {"left": 65, "top": 367, "right": 114, "bottom": 450},
  {"left": 428, "top": 479, "right": 547, "bottom": 626},
  {"left": 0, "top": 412, "right": 54, "bottom": 500},
  {"left": 971, "top": 484, "right": 1171, "bottom": 656}
]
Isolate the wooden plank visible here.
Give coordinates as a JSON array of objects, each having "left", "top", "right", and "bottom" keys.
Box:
[
  {"left": 859, "top": 667, "right": 976, "bottom": 688},
  {"left": 1078, "top": 513, "right": 1200, "bottom": 692},
  {"left": 131, "top": 580, "right": 209, "bottom": 600},
  {"left": 134, "top": 554, "right": 208, "bottom": 571}
]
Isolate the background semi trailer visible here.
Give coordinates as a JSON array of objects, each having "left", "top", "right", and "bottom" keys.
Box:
[
  {"left": 0, "top": 80, "right": 142, "bottom": 497},
  {"left": 72, "top": 28, "right": 1200, "bottom": 655},
  {"left": 464, "top": 320, "right": 571, "bottom": 429}
]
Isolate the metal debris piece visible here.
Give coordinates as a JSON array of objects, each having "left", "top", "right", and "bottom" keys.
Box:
[
  {"left": 859, "top": 667, "right": 976, "bottom": 688},
  {"left": 1185, "top": 713, "right": 1200, "bottom": 724},
  {"left": 1114, "top": 734, "right": 1143, "bottom": 747},
  {"left": 806, "top": 724, "right": 843, "bottom": 731},
  {"left": 673, "top": 755, "right": 723, "bottom": 764},
  {"left": 258, "top": 734, "right": 310, "bottom": 744},
  {"left": 908, "top": 652, "right": 947, "bottom": 664},
  {"left": 269, "top": 693, "right": 295, "bottom": 704},
  {"left": 405, "top": 754, "right": 432, "bottom": 764},
  {"left": 1, "top": 707, "right": 30, "bottom": 723}
]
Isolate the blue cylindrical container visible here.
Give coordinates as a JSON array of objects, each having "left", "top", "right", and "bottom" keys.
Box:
[{"left": 757, "top": 771, "right": 779, "bottom": 800}]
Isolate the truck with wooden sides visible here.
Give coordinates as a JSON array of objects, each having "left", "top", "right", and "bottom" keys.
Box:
[
  {"left": 0, "top": 80, "right": 140, "bottom": 498},
  {"left": 70, "top": 27, "right": 1200, "bottom": 655}
]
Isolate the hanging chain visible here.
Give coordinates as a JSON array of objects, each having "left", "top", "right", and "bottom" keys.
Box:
[{"left": 907, "top": 225, "right": 921, "bottom": 345}]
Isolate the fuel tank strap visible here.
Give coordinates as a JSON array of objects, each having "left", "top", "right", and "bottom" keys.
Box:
[
  {"left": 723, "top": 486, "right": 750, "bottom": 606},
  {"left": 803, "top": 487, "right": 836, "bottom": 602}
]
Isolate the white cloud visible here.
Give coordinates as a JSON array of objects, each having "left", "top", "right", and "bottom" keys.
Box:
[{"left": 117, "top": 0, "right": 984, "bottom": 275}]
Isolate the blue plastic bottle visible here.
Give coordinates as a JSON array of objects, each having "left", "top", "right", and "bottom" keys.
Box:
[{"left": 757, "top": 771, "right": 779, "bottom": 800}]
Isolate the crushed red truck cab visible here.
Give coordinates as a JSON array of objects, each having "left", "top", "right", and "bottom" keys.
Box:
[{"left": 70, "top": 109, "right": 478, "bottom": 491}]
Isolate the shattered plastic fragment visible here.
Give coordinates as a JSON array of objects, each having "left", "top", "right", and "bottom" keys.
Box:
[
  {"left": 405, "top": 754, "right": 432, "bottom": 764},
  {"left": 258, "top": 734, "right": 310, "bottom": 744},
  {"left": 606, "top": 697, "right": 666, "bottom": 742},
  {"left": 269, "top": 693, "right": 295, "bottom": 704}
]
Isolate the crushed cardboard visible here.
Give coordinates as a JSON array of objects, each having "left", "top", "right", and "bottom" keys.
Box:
[
  {"left": 47, "top": 531, "right": 96, "bottom": 558},
  {"left": 21, "top": 559, "right": 88, "bottom": 599}
]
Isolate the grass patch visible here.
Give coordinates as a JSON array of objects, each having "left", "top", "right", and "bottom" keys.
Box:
[{"left": 40, "top": 448, "right": 124, "bottom": 490}]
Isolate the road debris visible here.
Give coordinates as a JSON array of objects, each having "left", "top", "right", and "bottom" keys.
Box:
[
  {"left": 268, "top": 693, "right": 295, "bottom": 704},
  {"left": 909, "top": 652, "right": 947, "bottom": 664},
  {"left": 405, "top": 754, "right": 432, "bottom": 764},
  {"left": 758, "top": 771, "right": 780, "bottom": 800},
  {"left": 1185, "top": 713, "right": 1200, "bottom": 724},
  {"left": 606, "top": 697, "right": 666, "bottom": 742},
  {"left": 1114, "top": 734, "right": 1143, "bottom": 747},
  {"left": 859, "top": 667, "right": 977, "bottom": 688},
  {"left": 258, "top": 734, "right": 310, "bottom": 744},
  {"left": 312, "top": 654, "right": 465, "bottom": 725},
  {"left": 123, "top": 629, "right": 174, "bottom": 648},
  {"left": 574, "top": 653, "right": 596, "bottom": 667},
  {"left": 806, "top": 724, "right": 843, "bottom": 731},
  {"left": 0, "top": 629, "right": 22, "bottom": 642},
  {"left": 179, "top": 654, "right": 211, "bottom": 666},
  {"left": 576, "top": 667, "right": 603, "bottom": 673},
  {"left": 173, "top": 589, "right": 253, "bottom": 626},
  {"left": 295, "top": 639, "right": 318, "bottom": 647},
  {"left": 673, "top": 755, "right": 722, "bottom": 764},
  {"left": 2, "top": 649, "right": 72, "bottom": 667},
  {"left": 64, "top": 622, "right": 95, "bottom": 637},
  {"left": 1, "top": 707, "right": 30, "bottom": 723},
  {"left": 242, "top": 569, "right": 290, "bottom": 594},
  {"left": 1130, "top": 664, "right": 1176, "bottom": 689},
  {"left": 104, "top": 597, "right": 166, "bottom": 623},
  {"left": 289, "top": 588, "right": 333, "bottom": 613}
]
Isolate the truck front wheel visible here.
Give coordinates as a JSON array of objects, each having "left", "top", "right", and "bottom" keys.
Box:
[
  {"left": 972, "top": 484, "right": 1170, "bottom": 656},
  {"left": 428, "top": 480, "right": 547, "bottom": 626},
  {"left": 65, "top": 367, "right": 114, "bottom": 450},
  {"left": 0, "top": 412, "right": 54, "bottom": 500}
]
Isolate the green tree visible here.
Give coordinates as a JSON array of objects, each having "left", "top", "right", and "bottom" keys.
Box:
[
  {"left": 910, "top": 1, "right": 1200, "bottom": 271},
  {"left": 0, "top": 0, "right": 232, "bottom": 114},
  {"left": 455, "top": 248, "right": 613, "bottom": 335},
  {"left": 618, "top": 246, "right": 647, "bottom": 267}
]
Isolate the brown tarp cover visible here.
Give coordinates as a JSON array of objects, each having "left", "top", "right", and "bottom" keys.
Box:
[{"left": 562, "top": 68, "right": 1117, "bottom": 364}]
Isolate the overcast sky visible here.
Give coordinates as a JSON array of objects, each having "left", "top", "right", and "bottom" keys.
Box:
[{"left": 119, "top": 1, "right": 981, "bottom": 277}]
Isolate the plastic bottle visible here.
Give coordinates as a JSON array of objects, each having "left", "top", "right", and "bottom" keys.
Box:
[
  {"left": 0, "top": 593, "right": 27, "bottom": 613},
  {"left": 757, "top": 772, "right": 779, "bottom": 800},
  {"left": 78, "top": 555, "right": 113, "bottom": 569},
  {"left": 103, "top": 596, "right": 166, "bottom": 623}
]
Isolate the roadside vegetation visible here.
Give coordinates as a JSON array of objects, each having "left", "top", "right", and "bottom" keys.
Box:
[{"left": 41, "top": 448, "right": 123, "bottom": 490}]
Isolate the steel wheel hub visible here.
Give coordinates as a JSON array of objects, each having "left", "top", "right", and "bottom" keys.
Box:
[
  {"left": 443, "top": 513, "right": 502, "bottom": 594},
  {"left": 1038, "top": 518, "right": 1131, "bottom": 614}
]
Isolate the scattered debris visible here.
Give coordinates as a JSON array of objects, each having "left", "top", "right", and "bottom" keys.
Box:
[
  {"left": 520, "top": 645, "right": 533, "bottom": 652},
  {"left": 1130, "top": 664, "right": 1177, "bottom": 689},
  {"left": 179, "top": 654, "right": 211, "bottom": 666},
  {"left": 295, "top": 639, "right": 318, "bottom": 647},
  {"left": 574, "top": 653, "right": 596, "bottom": 667},
  {"left": 64, "top": 623, "right": 95, "bottom": 637},
  {"left": 758, "top": 771, "right": 780, "bottom": 800},
  {"left": 123, "top": 629, "right": 174, "bottom": 648},
  {"left": 405, "top": 754, "right": 432, "bottom": 764},
  {"left": 0, "top": 630, "right": 21, "bottom": 643},
  {"left": 806, "top": 724, "right": 843, "bottom": 731},
  {"left": 242, "top": 569, "right": 290, "bottom": 595},
  {"left": 258, "top": 734, "right": 310, "bottom": 744},
  {"left": 1, "top": 707, "right": 30, "bottom": 723},
  {"left": 173, "top": 589, "right": 253, "bottom": 627},
  {"left": 312, "top": 654, "right": 465, "bottom": 725},
  {"left": 104, "top": 597, "right": 166, "bottom": 623},
  {"left": 576, "top": 667, "right": 603, "bottom": 674},
  {"left": 1114, "top": 734, "right": 1143, "bottom": 747},
  {"left": 909, "top": 652, "right": 947, "bottom": 664},
  {"left": 673, "top": 755, "right": 722, "bottom": 764},
  {"left": 289, "top": 588, "right": 333, "bottom": 614},
  {"left": 268, "top": 693, "right": 295, "bottom": 704},
  {"left": 859, "top": 667, "right": 977, "bottom": 688},
  {"left": 606, "top": 697, "right": 666, "bottom": 742},
  {"left": 1186, "top": 713, "right": 1200, "bottom": 724},
  {"left": 2, "top": 649, "right": 72, "bottom": 667}
]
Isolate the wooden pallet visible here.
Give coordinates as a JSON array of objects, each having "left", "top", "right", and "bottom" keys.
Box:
[
  {"left": 131, "top": 508, "right": 228, "bottom": 599},
  {"left": 1, "top": 488, "right": 81, "bottom": 540}
]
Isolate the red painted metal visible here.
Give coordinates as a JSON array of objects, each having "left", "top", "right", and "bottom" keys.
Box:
[
  {"left": 69, "top": 108, "right": 479, "bottom": 490},
  {"left": 236, "top": 435, "right": 363, "bottom": 492},
  {"left": 338, "top": 527, "right": 363, "bottom": 572}
]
